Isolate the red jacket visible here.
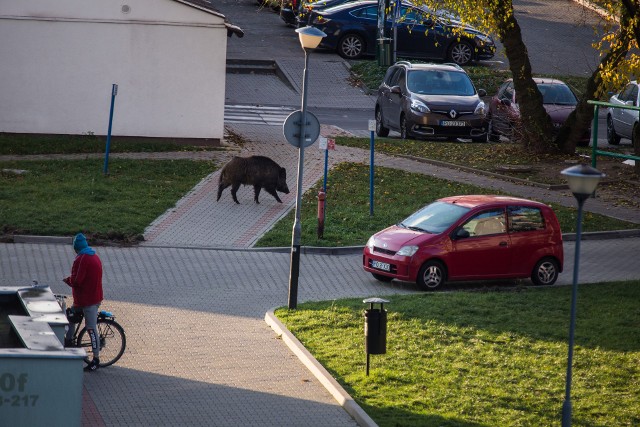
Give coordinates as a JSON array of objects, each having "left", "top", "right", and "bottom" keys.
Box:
[{"left": 65, "top": 253, "right": 103, "bottom": 307}]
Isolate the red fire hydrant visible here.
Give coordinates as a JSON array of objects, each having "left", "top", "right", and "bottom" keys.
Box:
[{"left": 317, "top": 190, "right": 326, "bottom": 239}]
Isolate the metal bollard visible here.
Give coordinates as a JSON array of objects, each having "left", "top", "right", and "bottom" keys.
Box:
[
  {"left": 317, "top": 190, "right": 326, "bottom": 239},
  {"left": 363, "top": 297, "right": 389, "bottom": 375}
]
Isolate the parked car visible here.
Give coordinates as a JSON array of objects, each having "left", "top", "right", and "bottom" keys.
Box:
[
  {"left": 362, "top": 195, "right": 564, "bottom": 290},
  {"left": 308, "top": 0, "right": 496, "bottom": 65},
  {"left": 375, "top": 61, "right": 488, "bottom": 141},
  {"left": 607, "top": 81, "right": 640, "bottom": 145},
  {"left": 486, "top": 78, "right": 591, "bottom": 145}
]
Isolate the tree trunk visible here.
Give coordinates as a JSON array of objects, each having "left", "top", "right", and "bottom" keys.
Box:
[
  {"left": 555, "top": 17, "right": 631, "bottom": 154},
  {"left": 494, "top": 2, "right": 556, "bottom": 153}
]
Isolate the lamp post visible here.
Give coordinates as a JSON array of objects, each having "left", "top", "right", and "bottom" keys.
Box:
[
  {"left": 288, "top": 26, "right": 326, "bottom": 310},
  {"left": 560, "top": 164, "right": 605, "bottom": 427}
]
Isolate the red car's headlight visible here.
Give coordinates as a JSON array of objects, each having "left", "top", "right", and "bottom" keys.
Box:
[{"left": 397, "top": 246, "right": 418, "bottom": 257}]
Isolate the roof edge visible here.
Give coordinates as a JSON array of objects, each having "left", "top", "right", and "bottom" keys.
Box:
[{"left": 173, "top": 0, "right": 244, "bottom": 37}]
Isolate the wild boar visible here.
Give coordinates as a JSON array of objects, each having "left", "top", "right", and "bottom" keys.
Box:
[{"left": 216, "top": 156, "right": 290, "bottom": 204}]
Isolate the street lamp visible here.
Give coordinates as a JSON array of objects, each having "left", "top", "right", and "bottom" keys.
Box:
[
  {"left": 288, "top": 26, "right": 326, "bottom": 310},
  {"left": 560, "top": 164, "right": 605, "bottom": 427}
]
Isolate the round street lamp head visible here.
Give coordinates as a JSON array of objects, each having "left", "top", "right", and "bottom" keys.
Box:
[
  {"left": 295, "top": 26, "right": 327, "bottom": 50},
  {"left": 561, "top": 164, "right": 605, "bottom": 197}
]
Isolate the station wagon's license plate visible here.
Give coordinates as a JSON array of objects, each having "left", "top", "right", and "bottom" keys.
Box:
[
  {"left": 371, "top": 260, "right": 391, "bottom": 271},
  {"left": 440, "top": 120, "right": 467, "bottom": 127}
]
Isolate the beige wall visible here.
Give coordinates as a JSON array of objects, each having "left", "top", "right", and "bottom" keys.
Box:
[{"left": 0, "top": 0, "right": 228, "bottom": 139}]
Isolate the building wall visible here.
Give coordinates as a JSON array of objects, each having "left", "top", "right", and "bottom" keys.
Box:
[{"left": 0, "top": 0, "right": 228, "bottom": 139}]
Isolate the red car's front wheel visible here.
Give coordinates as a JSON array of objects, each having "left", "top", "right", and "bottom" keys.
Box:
[{"left": 417, "top": 260, "right": 446, "bottom": 291}]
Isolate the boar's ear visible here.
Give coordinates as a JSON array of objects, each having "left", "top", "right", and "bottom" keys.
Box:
[{"left": 280, "top": 168, "right": 286, "bottom": 179}]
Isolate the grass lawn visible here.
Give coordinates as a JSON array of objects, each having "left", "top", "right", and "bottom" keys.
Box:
[
  {"left": 0, "top": 158, "right": 217, "bottom": 241},
  {"left": 275, "top": 281, "right": 640, "bottom": 426},
  {"left": 255, "top": 163, "right": 640, "bottom": 248}
]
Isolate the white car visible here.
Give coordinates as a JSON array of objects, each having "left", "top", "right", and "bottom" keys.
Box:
[{"left": 607, "top": 81, "right": 640, "bottom": 145}]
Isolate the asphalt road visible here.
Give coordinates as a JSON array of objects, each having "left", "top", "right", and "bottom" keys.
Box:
[
  {"left": 513, "top": 0, "right": 606, "bottom": 77},
  {"left": 225, "top": 0, "right": 607, "bottom": 77}
]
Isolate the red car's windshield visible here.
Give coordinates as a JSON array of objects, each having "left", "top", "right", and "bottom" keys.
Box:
[{"left": 399, "top": 201, "right": 470, "bottom": 234}]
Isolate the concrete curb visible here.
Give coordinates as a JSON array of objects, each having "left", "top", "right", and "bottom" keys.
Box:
[
  {"left": 13, "top": 235, "right": 72, "bottom": 244},
  {"left": 264, "top": 309, "right": 378, "bottom": 427},
  {"left": 561, "top": 229, "right": 640, "bottom": 241}
]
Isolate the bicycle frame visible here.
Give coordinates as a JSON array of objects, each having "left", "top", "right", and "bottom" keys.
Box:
[
  {"left": 65, "top": 308, "right": 117, "bottom": 343},
  {"left": 55, "top": 295, "right": 126, "bottom": 368}
]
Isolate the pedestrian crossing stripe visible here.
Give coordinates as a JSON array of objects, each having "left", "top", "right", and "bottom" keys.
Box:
[{"left": 224, "top": 104, "right": 294, "bottom": 126}]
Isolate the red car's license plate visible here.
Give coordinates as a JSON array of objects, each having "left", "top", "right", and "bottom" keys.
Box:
[{"left": 372, "top": 260, "right": 391, "bottom": 271}]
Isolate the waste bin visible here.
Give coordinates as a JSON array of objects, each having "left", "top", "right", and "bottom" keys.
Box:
[
  {"left": 364, "top": 298, "right": 389, "bottom": 375},
  {"left": 364, "top": 303, "right": 387, "bottom": 354},
  {"left": 376, "top": 38, "right": 392, "bottom": 67}
]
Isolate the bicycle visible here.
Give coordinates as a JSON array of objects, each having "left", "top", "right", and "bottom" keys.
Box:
[{"left": 55, "top": 294, "right": 127, "bottom": 368}]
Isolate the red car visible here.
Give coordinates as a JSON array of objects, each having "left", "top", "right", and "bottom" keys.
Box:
[
  {"left": 486, "top": 78, "right": 591, "bottom": 146},
  {"left": 363, "top": 195, "right": 564, "bottom": 290}
]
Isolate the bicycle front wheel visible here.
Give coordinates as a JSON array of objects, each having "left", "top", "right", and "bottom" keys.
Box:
[{"left": 78, "top": 319, "right": 126, "bottom": 367}]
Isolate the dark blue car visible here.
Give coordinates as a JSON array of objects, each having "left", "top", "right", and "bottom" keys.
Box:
[{"left": 308, "top": 1, "right": 495, "bottom": 65}]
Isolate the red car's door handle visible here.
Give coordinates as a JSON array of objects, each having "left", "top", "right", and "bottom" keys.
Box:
[{"left": 499, "top": 241, "right": 508, "bottom": 247}]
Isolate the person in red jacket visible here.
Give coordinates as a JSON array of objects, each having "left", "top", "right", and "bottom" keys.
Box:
[{"left": 63, "top": 233, "right": 103, "bottom": 372}]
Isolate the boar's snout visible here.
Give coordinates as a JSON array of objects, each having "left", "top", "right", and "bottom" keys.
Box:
[
  {"left": 278, "top": 182, "right": 290, "bottom": 194},
  {"left": 277, "top": 168, "right": 290, "bottom": 194}
]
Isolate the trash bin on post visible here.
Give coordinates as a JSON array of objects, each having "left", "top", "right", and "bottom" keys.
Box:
[
  {"left": 376, "top": 38, "right": 392, "bottom": 67},
  {"left": 363, "top": 297, "right": 389, "bottom": 375}
]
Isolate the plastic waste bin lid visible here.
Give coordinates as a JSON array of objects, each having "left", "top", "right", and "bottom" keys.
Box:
[{"left": 363, "top": 297, "right": 390, "bottom": 304}]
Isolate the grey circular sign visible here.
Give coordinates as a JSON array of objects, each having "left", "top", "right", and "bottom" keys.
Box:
[{"left": 283, "top": 110, "right": 320, "bottom": 148}]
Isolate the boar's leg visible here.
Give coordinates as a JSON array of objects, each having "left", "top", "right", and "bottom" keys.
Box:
[
  {"left": 217, "top": 182, "right": 230, "bottom": 201},
  {"left": 266, "top": 188, "right": 283, "bottom": 203},
  {"left": 230, "top": 183, "right": 242, "bottom": 204},
  {"left": 253, "top": 185, "right": 262, "bottom": 204}
]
